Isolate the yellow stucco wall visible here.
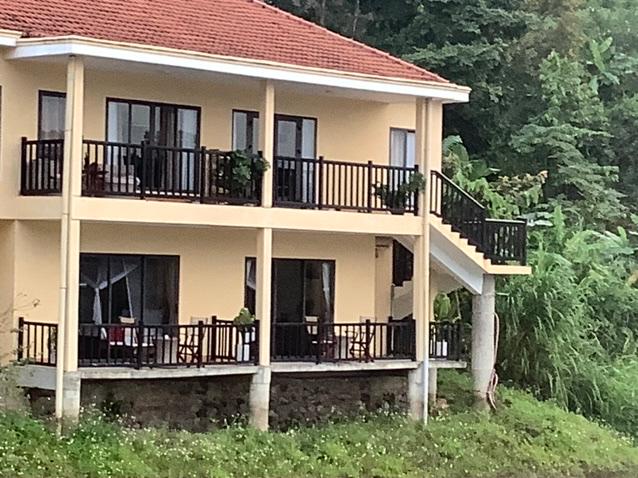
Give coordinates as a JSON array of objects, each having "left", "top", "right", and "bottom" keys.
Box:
[
  {"left": 0, "top": 220, "right": 16, "bottom": 360},
  {"left": 7, "top": 221, "right": 376, "bottom": 328},
  {"left": 0, "top": 56, "right": 416, "bottom": 212}
]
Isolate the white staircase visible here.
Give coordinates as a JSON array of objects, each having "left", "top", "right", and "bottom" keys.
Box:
[{"left": 391, "top": 279, "right": 413, "bottom": 320}]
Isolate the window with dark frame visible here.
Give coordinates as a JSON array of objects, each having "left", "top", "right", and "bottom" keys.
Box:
[
  {"left": 106, "top": 98, "right": 200, "bottom": 149},
  {"left": 232, "top": 110, "right": 260, "bottom": 153},
  {"left": 275, "top": 114, "right": 317, "bottom": 159},
  {"left": 389, "top": 127, "right": 416, "bottom": 168},
  {"left": 38, "top": 91, "right": 66, "bottom": 140},
  {"left": 232, "top": 111, "right": 318, "bottom": 159},
  {"left": 79, "top": 253, "right": 179, "bottom": 326}
]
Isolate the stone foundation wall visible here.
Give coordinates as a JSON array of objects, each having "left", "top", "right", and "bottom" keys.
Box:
[
  {"left": 81, "top": 376, "right": 252, "bottom": 432},
  {"left": 269, "top": 372, "right": 408, "bottom": 429},
  {"left": 27, "top": 371, "right": 409, "bottom": 431}
]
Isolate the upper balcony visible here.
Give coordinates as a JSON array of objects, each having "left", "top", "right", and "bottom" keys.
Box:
[{"left": 20, "top": 137, "right": 420, "bottom": 215}]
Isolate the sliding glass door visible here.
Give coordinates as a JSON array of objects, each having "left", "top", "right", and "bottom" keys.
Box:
[
  {"left": 106, "top": 99, "right": 200, "bottom": 194},
  {"left": 79, "top": 254, "right": 179, "bottom": 326},
  {"left": 274, "top": 115, "right": 317, "bottom": 205},
  {"left": 244, "top": 257, "right": 335, "bottom": 358},
  {"left": 244, "top": 258, "right": 334, "bottom": 324}
]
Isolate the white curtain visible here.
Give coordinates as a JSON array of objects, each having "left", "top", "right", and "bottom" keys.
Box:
[
  {"left": 246, "top": 259, "right": 256, "bottom": 293},
  {"left": 80, "top": 258, "right": 140, "bottom": 325},
  {"left": 321, "top": 262, "right": 332, "bottom": 322}
]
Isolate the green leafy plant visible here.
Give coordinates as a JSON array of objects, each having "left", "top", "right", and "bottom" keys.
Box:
[
  {"left": 374, "top": 172, "right": 425, "bottom": 213},
  {"left": 226, "top": 150, "right": 270, "bottom": 196},
  {"left": 233, "top": 307, "right": 255, "bottom": 326}
]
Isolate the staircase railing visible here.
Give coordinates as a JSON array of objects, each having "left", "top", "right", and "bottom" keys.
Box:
[{"left": 429, "top": 171, "right": 527, "bottom": 266}]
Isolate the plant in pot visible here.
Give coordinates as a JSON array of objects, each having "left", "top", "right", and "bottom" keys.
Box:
[
  {"left": 233, "top": 307, "right": 256, "bottom": 362},
  {"left": 375, "top": 172, "right": 426, "bottom": 214},
  {"left": 225, "top": 150, "right": 270, "bottom": 199}
]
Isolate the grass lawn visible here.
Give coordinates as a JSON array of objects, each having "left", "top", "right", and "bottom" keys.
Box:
[{"left": 1, "top": 371, "right": 637, "bottom": 478}]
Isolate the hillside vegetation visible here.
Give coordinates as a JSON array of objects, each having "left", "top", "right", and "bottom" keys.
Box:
[{"left": 269, "top": 0, "right": 638, "bottom": 440}]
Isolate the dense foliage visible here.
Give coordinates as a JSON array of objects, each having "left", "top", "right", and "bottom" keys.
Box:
[
  {"left": 269, "top": 0, "right": 638, "bottom": 438},
  {"left": 2, "top": 372, "right": 637, "bottom": 478}
]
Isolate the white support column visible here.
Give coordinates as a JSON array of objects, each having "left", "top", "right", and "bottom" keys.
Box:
[
  {"left": 409, "top": 98, "right": 432, "bottom": 422},
  {"left": 249, "top": 366, "right": 272, "bottom": 431},
  {"left": 252, "top": 227, "right": 273, "bottom": 430},
  {"left": 259, "top": 80, "right": 275, "bottom": 207},
  {"left": 55, "top": 56, "right": 84, "bottom": 424},
  {"left": 471, "top": 274, "right": 496, "bottom": 409},
  {"left": 428, "top": 367, "right": 438, "bottom": 403},
  {"left": 256, "top": 227, "right": 273, "bottom": 367}
]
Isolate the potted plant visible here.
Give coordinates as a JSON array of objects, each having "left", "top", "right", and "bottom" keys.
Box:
[
  {"left": 375, "top": 172, "right": 426, "bottom": 214},
  {"left": 226, "top": 150, "right": 270, "bottom": 198},
  {"left": 233, "top": 307, "right": 256, "bottom": 361}
]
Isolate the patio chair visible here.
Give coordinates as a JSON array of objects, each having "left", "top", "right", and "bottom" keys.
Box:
[
  {"left": 177, "top": 317, "right": 209, "bottom": 365},
  {"left": 349, "top": 316, "right": 376, "bottom": 361},
  {"left": 305, "top": 316, "right": 336, "bottom": 360}
]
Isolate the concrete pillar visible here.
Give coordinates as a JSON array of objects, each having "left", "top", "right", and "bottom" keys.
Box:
[
  {"left": 55, "top": 56, "right": 84, "bottom": 423},
  {"left": 259, "top": 80, "right": 275, "bottom": 207},
  {"left": 408, "top": 362, "right": 425, "bottom": 420},
  {"left": 428, "top": 367, "right": 438, "bottom": 403},
  {"left": 409, "top": 98, "right": 442, "bottom": 423},
  {"left": 256, "top": 228, "right": 273, "bottom": 366},
  {"left": 249, "top": 366, "right": 271, "bottom": 431},
  {"left": 61, "top": 372, "right": 81, "bottom": 424},
  {"left": 471, "top": 274, "right": 496, "bottom": 409}
]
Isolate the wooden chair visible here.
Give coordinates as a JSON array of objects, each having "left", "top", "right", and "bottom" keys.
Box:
[
  {"left": 349, "top": 316, "right": 376, "bottom": 361},
  {"left": 177, "top": 317, "right": 209, "bottom": 365},
  {"left": 305, "top": 316, "right": 336, "bottom": 360},
  {"left": 82, "top": 156, "right": 107, "bottom": 196}
]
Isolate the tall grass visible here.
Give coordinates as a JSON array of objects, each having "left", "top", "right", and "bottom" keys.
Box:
[{"left": 498, "top": 207, "right": 638, "bottom": 438}]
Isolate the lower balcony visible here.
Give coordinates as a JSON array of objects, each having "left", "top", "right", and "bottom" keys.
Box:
[{"left": 16, "top": 318, "right": 463, "bottom": 370}]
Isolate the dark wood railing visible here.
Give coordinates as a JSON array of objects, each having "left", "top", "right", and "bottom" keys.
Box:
[
  {"left": 20, "top": 138, "right": 64, "bottom": 195},
  {"left": 430, "top": 170, "right": 527, "bottom": 265},
  {"left": 21, "top": 138, "right": 263, "bottom": 205},
  {"left": 273, "top": 156, "right": 419, "bottom": 214},
  {"left": 429, "top": 321, "right": 463, "bottom": 361},
  {"left": 16, "top": 318, "right": 463, "bottom": 368},
  {"left": 484, "top": 218, "right": 528, "bottom": 265},
  {"left": 430, "top": 170, "right": 486, "bottom": 248},
  {"left": 16, "top": 318, "right": 57, "bottom": 366},
  {"left": 271, "top": 320, "right": 415, "bottom": 363},
  {"left": 77, "top": 318, "right": 258, "bottom": 368}
]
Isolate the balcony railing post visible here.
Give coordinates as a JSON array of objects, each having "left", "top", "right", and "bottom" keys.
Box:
[
  {"left": 210, "top": 315, "right": 218, "bottom": 362},
  {"left": 253, "top": 320, "right": 259, "bottom": 365},
  {"left": 364, "top": 319, "right": 372, "bottom": 362},
  {"left": 136, "top": 322, "right": 144, "bottom": 370},
  {"left": 197, "top": 320, "right": 204, "bottom": 368},
  {"left": 20, "top": 137, "right": 28, "bottom": 194},
  {"left": 521, "top": 220, "right": 528, "bottom": 266},
  {"left": 317, "top": 155, "right": 324, "bottom": 210},
  {"left": 366, "top": 161, "right": 374, "bottom": 213},
  {"left": 140, "top": 141, "right": 148, "bottom": 200},
  {"left": 198, "top": 146, "right": 206, "bottom": 204},
  {"left": 316, "top": 320, "right": 322, "bottom": 364},
  {"left": 17, "top": 317, "right": 24, "bottom": 361},
  {"left": 414, "top": 164, "right": 420, "bottom": 215}
]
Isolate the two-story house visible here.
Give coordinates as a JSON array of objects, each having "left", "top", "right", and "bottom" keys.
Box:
[{"left": 0, "top": 0, "right": 530, "bottom": 429}]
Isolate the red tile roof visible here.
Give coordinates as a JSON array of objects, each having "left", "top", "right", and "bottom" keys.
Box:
[{"left": 0, "top": 0, "right": 448, "bottom": 84}]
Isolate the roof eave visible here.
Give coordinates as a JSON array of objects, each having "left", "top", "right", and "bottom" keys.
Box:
[
  {"left": 6, "top": 35, "right": 471, "bottom": 103},
  {"left": 0, "top": 29, "right": 22, "bottom": 47}
]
